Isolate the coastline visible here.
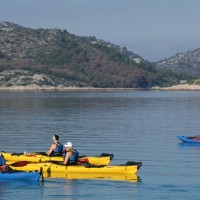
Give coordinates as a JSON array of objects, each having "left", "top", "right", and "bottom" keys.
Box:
[
  {"left": 151, "top": 84, "right": 200, "bottom": 91},
  {"left": 0, "top": 85, "right": 141, "bottom": 92},
  {"left": 0, "top": 84, "right": 200, "bottom": 92}
]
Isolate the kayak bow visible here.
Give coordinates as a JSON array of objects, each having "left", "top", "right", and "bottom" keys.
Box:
[{"left": 177, "top": 135, "right": 200, "bottom": 143}]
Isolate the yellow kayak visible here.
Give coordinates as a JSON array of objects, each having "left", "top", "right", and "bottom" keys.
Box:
[
  {"left": 43, "top": 171, "right": 140, "bottom": 182},
  {"left": 1, "top": 152, "right": 113, "bottom": 166},
  {"left": 8, "top": 161, "right": 142, "bottom": 174}
]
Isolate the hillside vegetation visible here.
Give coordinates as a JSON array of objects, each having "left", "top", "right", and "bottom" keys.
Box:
[
  {"left": 156, "top": 49, "right": 200, "bottom": 77},
  {"left": 0, "top": 22, "right": 191, "bottom": 89}
]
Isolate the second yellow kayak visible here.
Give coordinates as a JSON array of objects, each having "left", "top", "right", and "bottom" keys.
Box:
[{"left": 9, "top": 161, "right": 142, "bottom": 175}]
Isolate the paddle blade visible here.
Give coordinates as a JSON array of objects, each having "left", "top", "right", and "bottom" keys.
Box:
[
  {"left": 10, "top": 161, "right": 30, "bottom": 167},
  {"left": 40, "top": 167, "right": 44, "bottom": 182}
]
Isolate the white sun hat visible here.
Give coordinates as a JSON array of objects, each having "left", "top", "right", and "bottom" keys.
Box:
[{"left": 64, "top": 142, "right": 72, "bottom": 148}]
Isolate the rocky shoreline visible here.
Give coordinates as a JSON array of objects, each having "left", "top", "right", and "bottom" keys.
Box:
[
  {"left": 0, "top": 85, "right": 140, "bottom": 92},
  {"left": 0, "top": 84, "right": 200, "bottom": 92},
  {"left": 1, "top": 70, "right": 199, "bottom": 92},
  {"left": 151, "top": 84, "right": 200, "bottom": 91}
]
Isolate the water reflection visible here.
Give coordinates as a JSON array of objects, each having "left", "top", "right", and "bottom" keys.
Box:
[
  {"left": 0, "top": 180, "right": 43, "bottom": 200},
  {"left": 178, "top": 143, "right": 200, "bottom": 151},
  {"left": 43, "top": 172, "right": 140, "bottom": 183},
  {"left": 2, "top": 91, "right": 200, "bottom": 199},
  {"left": 178, "top": 142, "right": 200, "bottom": 147}
]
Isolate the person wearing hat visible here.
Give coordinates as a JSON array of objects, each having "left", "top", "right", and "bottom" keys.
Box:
[
  {"left": 47, "top": 134, "right": 63, "bottom": 156},
  {"left": 63, "top": 142, "right": 79, "bottom": 165}
]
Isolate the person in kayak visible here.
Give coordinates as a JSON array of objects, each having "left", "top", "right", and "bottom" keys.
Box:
[
  {"left": 63, "top": 142, "right": 79, "bottom": 165},
  {"left": 46, "top": 134, "right": 63, "bottom": 156},
  {"left": 0, "top": 154, "right": 11, "bottom": 173}
]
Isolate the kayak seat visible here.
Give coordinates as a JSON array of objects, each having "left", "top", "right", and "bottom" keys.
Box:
[
  {"left": 82, "top": 163, "right": 106, "bottom": 168},
  {"left": 120, "top": 161, "right": 142, "bottom": 169},
  {"left": 100, "top": 153, "right": 114, "bottom": 160},
  {"left": 11, "top": 153, "right": 24, "bottom": 156}
]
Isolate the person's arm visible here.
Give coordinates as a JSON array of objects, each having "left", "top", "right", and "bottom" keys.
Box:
[
  {"left": 46, "top": 144, "right": 55, "bottom": 156},
  {"left": 63, "top": 152, "right": 72, "bottom": 165}
]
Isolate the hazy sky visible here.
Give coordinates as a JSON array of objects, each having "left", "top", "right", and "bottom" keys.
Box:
[{"left": 1, "top": 0, "right": 200, "bottom": 61}]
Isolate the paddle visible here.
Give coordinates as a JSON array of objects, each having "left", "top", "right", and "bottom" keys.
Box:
[
  {"left": 39, "top": 167, "right": 44, "bottom": 182},
  {"left": 8, "top": 159, "right": 88, "bottom": 167},
  {"left": 10, "top": 161, "right": 30, "bottom": 167}
]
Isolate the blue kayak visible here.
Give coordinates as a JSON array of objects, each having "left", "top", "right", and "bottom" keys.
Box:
[
  {"left": 177, "top": 135, "right": 200, "bottom": 143},
  {"left": 0, "top": 155, "right": 43, "bottom": 182},
  {"left": 0, "top": 171, "right": 41, "bottom": 181}
]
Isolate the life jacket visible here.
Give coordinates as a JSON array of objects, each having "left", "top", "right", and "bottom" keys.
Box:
[
  {"left": 0, "top": 155, "right": 6, "bottom": 166},
  {"left": 0, "top": 165, "right": 10, "bottom": 173},
  {"left": 53, "top": 143, "right": 63, "bottom": 155},
  {"left": 193, "top": 136, "right": 200, "bottom": 141},
  {"left": 63, "top": 149, "right": 79, "bottom": 164},
  {"left": 69, "top": 150, "right": 79, "bottom": 164}
]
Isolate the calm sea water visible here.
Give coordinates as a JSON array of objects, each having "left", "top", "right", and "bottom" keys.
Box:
[{"left": 0, "top": 91, "right": 200, "bottom": 199}]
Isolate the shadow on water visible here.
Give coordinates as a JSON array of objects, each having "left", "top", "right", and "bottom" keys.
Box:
[{"left": 178, "top": 142, "right": 200, "bottom": 149}]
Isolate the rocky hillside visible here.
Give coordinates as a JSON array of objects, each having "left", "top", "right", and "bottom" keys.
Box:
[
  {"left": 156, "top": 49, "right": 200, "bottom": 77},
  {"left": 0, "top": 21, "right": 186, "bottom": 89}
]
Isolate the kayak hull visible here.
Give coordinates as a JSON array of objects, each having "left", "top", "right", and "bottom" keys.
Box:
[
  {"left": 1, "top": 152, "right": 113, "bottom": 166},
  {"left": 0, "top": 171, "right": 41, "bottom": 181},
  {"left": 177, "top": 135, "right": 200, "bottom": 143},
  {"left": 9, "top": 162, "right": 141, "bottom": 174}
]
